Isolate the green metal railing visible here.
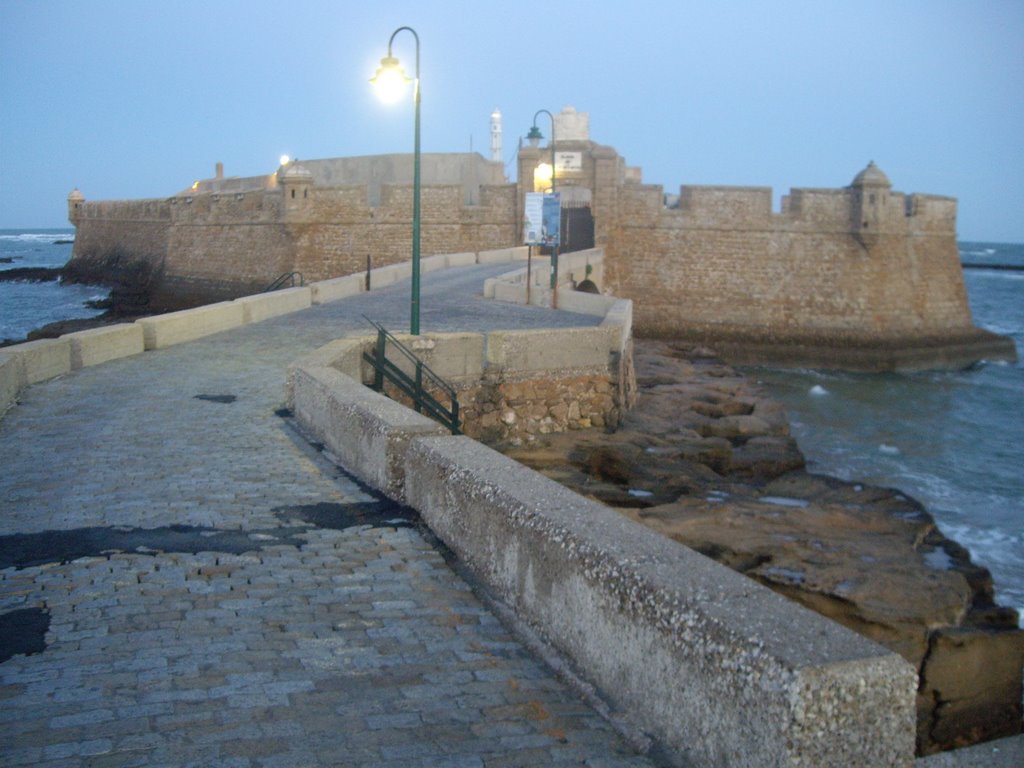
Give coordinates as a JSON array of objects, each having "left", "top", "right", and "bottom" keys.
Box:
[
  {"left": 263, "top": 271, "right": 305, "bottom": 292},
  {"left": 362, "top": 317, "right": 461, "bottom": 435}
]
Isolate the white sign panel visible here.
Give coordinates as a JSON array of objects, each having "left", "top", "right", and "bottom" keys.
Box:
[{"left": 523, "top": 192, "right": 544, "bottom": 245}]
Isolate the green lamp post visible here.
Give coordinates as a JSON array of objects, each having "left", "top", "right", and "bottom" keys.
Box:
[
  {"left": 528, "top": 109, "right": 558, "bottom": 296},
  {"left": 371, "top": 26, "right": 422, "bottom": 335}
]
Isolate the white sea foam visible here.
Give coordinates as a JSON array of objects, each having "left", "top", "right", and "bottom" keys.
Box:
[
  {"left": 627, "top": 489, "right": 653, "bottom": 498},
  {"left": 878, "top": 444, "right": 900, "bottom": 455},
  {"left": 924, "top": 548, "right": 954, "bottom": 571},
  {"left": 809, "top": 385, "right": 829, "bottom": 396},
  {"left": 0, "top": 232, "right": 72, "bottom": 243}
]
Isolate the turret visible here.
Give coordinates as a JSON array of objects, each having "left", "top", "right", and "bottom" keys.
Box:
[
  {"left": 278, "top": 162, "right": 313, "bottom": 215},
  {"left": 67, "top": 188, "right": 85, "bottom": 224},
  {"left": 850, "top": 161, "right": 891, "bottom": 250}
]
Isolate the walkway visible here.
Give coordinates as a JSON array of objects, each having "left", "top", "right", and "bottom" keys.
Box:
[{"left": 0, "top": 263, "right": 656, "bottom": 767}]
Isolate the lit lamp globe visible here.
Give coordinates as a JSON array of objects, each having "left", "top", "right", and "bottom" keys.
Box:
[
  {"left": 534, "top": 162, "right": 553, "bottom": 192},
  {"left": 370, "top": 56, "right": 411, "bottom": 103}
]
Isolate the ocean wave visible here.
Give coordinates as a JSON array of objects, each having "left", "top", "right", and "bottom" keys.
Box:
[{"left": 0, "top": 232, "right": 74, "bottom": 243}]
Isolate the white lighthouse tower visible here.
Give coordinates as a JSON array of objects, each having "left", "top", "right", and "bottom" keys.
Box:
[{"left": 490, "top": 108, "right": 502, "bottom": 164}]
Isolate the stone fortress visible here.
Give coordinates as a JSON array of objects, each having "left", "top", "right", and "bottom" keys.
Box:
[
  {"left": 66, "top": 106, "right": 1015, "bottom": 371},
  {"left": 1, "top": 106, "right": 1012, "bottom": 763}
]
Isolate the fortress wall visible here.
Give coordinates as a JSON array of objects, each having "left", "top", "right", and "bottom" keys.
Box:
[
  {"left": 605, "top": 183, "right": 975, "bottom": 346},
  {"left": 676, "top": 185, "right": 774, "bottom": 228},
  {"left": 69, "top": 180, "right": 518, "bottom": 307},
  {"left": 161, "top": 221, "right": 296, "bottom": 303},
  {"left": 70, "top": 199, "right": 173, "bottom": 272},
  {"left": 290, "top": 183, "right": 517, "bottom": 283},
  {"left": 153, "top": 190, "right": 295, "bottom": 305}
]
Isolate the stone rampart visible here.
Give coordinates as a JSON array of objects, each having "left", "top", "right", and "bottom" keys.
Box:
[
  {"left": 68, "top": 132, "right": 1017, "bottom": 370},
  {"left": 600, "top": 179, "right": 1016, "bottom": 369},
  {"left": 68, "top": 175, "right": 518, "bottom": 310}
]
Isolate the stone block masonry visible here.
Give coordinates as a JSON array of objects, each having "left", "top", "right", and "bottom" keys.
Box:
[
  {"left": 67, "top": 130, "right": 1015, "bottom": 368},
  {"left": 288, "top": 321, "right": 632, "bottom": 446}
]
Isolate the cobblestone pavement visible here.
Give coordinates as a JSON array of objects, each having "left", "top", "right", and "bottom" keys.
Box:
[{"left": 0, "top": 264, "right": 656, "bottom": 767}]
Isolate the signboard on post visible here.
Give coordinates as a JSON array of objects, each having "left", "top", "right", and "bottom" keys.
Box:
[
  {"left": 542, "top": 192, "right": 561, "bottom": 247},
  {"left": 524, "top": 192, "right": 561, "bottom": 247},
  {"left": 523, "top": 192, "right": 544, "bottom": 245}
]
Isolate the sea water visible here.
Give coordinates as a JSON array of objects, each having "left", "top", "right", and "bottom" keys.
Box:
[
  {"left": 751, "top": 241, "right": 1024, "bottom": 622},
  {"left": 0, "top": 229, "right": 106, "bottom": 343}
]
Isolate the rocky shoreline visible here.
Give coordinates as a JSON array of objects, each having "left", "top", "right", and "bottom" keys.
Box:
[
  {"left": 0, "top": 265, "right": 150, "bottom": 348},
  {"left": 501, "top": 339, "right": 1023, "bottom": 755}
]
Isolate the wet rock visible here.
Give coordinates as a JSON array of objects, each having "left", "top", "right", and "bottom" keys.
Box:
[
  {"left": 495, "top": 338, "right": 1023, "bottom": 755},
  {"left": 919, "top": 626, "right": 1024, "bottom": 753}
]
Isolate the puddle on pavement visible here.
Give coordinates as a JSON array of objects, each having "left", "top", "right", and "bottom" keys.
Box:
[
  {"left": 0, "top": 607, "right": 50, "bottom": 664},
  {"left": 194, "top": 394, "right": 237, "bottom": 403}
]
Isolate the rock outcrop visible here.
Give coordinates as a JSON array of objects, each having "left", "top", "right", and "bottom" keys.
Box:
[{"left": 502, "top": 340, "right": 1023, "bottom": 755}]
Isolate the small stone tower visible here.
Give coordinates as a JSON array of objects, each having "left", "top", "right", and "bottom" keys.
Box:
[
  {"left": 850, "top": 161, "right": 892, "bottom": 250},
  {"left": 67, "top": 188, "right": 85, "bottom": 224},
  {"left": 490, "top": 109, "right": 502, "bottom": 164},
  {"left": 279, "top": 163, "right": 313, "bottom": 216}
]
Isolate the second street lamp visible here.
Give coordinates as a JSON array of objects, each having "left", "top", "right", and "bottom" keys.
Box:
[
  {"left": 528, "top": 109, "right": 559, "bottom": 302},
  {"left": 371, "top": 26, "right": 422, "bottom": 335}
]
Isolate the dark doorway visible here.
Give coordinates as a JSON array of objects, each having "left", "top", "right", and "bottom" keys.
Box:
[{"left": 560, "top": 203, "right": 594, "bottom": 253}]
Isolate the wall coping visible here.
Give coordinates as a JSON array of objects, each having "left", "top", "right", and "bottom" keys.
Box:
[
  {"left": 0, "top": 245, "right": 533, "bottom": 415},
  {"left": 287, "top": 327, "right": 918, "bottom": 767}
]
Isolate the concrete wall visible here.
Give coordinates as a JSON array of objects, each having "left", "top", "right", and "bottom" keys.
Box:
[
  {"left": 0, "top": 245, "right": 552, "bottom": 417},
  {"left": 287, "top": 341, "right": 919, "bottom": 767},
  {"left": 405, "top": 436, "right": 917, "bottom": 767}
]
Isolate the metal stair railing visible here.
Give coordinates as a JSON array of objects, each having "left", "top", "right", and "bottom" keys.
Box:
[
  {"left": 362, "top": 317, "right": 461, "bottom": 435},
  {"left": 263, "top": 271, "right": 305, "bottom": 292}
]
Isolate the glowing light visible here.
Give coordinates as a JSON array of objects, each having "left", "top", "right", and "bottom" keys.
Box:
[
  {"left": 370, "top": 55, "right": 411, "bottom": 103},
  {"left": 533, "top": 163, "right": 553, "bottom": 192},
  {"left": 280, "top": 155, "right": 290, "bottom": 166},
  {"left": 191, "top": 181, "right": 200, "bottom": 191}
]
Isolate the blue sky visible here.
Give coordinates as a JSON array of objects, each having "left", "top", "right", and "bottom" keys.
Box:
[{"left": 1, "top": 0, "right": 1022, "bottom": 241}]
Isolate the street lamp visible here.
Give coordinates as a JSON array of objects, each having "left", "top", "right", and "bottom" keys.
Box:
[
  {"left": 371, "top": 26, "right": 422, "bottom": 335},
  {"left": 527, "top": 109, "right": 559, "bottom": 299}
]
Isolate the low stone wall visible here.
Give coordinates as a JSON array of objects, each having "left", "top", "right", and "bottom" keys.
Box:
[
  {"left": 68, "top": 323, "right": 145, "bottom": 369},
  {"left": 286, "top": 322, "right": 632, "bottom": 445},
  {"left": 0, "top": 245, "right": 534, "bottom": 416},
  {"left": 483, "top": 247, "right": 605, "bottom": 308},
  {"left": 288, "top": 347, "right": 919, "bottom": 767}
]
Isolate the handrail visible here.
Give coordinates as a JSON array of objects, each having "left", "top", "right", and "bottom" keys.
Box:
[
  {"left": 263, "top": 271, "right": 305, "bottom": 292},
  {"left": 361, "top": 317, "right": 461, "bottom": 435}
]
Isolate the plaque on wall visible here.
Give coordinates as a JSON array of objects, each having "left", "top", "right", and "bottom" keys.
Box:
[{"left": 555, "top": 152, "right": 582, "bottom": 172}]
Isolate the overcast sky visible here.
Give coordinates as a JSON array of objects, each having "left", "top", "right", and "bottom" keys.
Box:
[{"left": 1, "top": 0, "right": 1021, "bottom": 241}]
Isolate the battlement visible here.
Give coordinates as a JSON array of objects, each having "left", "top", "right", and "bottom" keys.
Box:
[
  {"left": 619, "top": 177, "right": 956, "bottom": 235},
  {"left": 66, "top": 120, "right": 1002, "bottom": 369}
]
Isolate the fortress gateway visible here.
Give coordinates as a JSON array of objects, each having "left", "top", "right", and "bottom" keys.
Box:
[{"left": 66, "top": 106, "right": 1015, "bottom": 371}]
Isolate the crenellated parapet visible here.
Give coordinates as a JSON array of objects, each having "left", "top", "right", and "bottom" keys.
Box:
[
  {"left": 64, "top": 112, "right": 1009, "bottom": 368},
  {"left": 66, "top": 155, "right": 518, "bottom": 310}
]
